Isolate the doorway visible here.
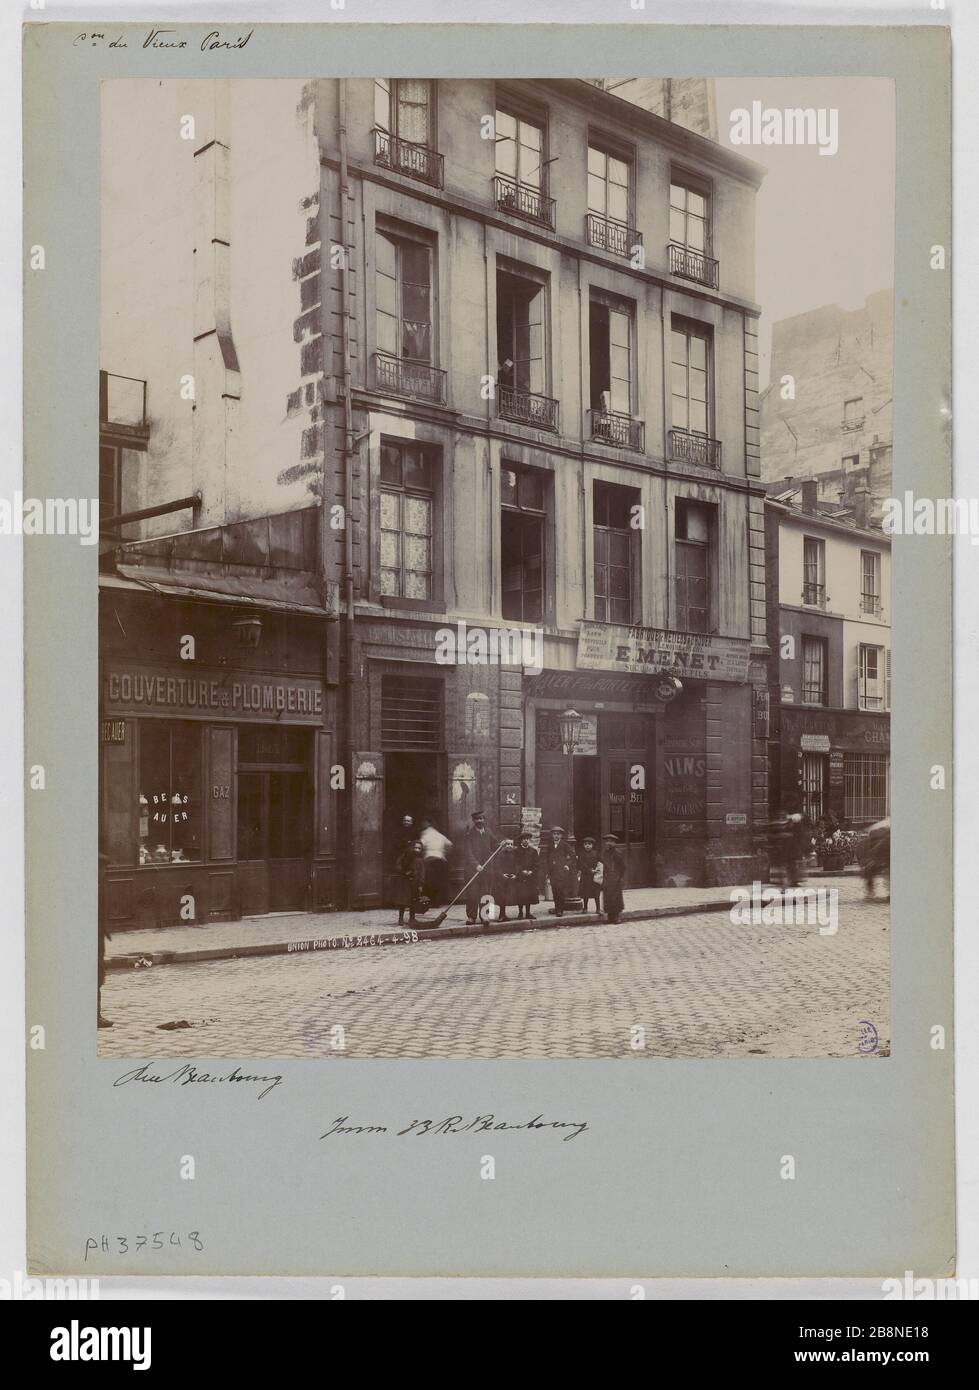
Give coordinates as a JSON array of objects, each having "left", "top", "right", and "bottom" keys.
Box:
[
  {"left": 237, "top": 726, "right": 312, "bottom": 914},
  {"left": 383, "top": 751, "right": 445, "bottom": 894}
]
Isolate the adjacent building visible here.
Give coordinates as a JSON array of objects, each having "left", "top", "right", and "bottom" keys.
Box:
[
  {"left": 765, "top": 481, "right": 891, "bottom": 828},
  {"left": 759, "top": 289, "right": 893, "bottom": 519}
]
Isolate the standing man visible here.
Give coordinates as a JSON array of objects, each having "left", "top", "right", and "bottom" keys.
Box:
[
  {"left": 601, "top": 833, "right": 627, "bottom": 923},
  {"left": 546, "top": 826, "right": 578, "bottom": 917},
  {"left": 462, "top": 811, "right": 500, "bottom": 924},
  {"left": 419, "top": 817, "right": 452, "bottom": 905}
]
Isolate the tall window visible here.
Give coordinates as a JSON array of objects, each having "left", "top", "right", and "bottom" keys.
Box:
[
  {"left": 844, "top": 754, "right": 890, "bottom": 822},
  {"left": 675, "top": 499, "right": 713, "bottom": 634},
  {"left": 858, "top": 643, "right": 885, "bottom": 710},
  {"left": 501, "top": 466, "right": 547, "bottom": 622},
  {"left": 861, "top": 550, "right": 881, "bottom": 615},
  {"left": 588, "top": 145, "right": 630, "bottom": 224},
  {"left": 670, "top": 177, "right": 711, "bottom": 254},
  {"left": 593, "top": 481, "right": 638, "bottom": 624},
  {"left": 376, "top": 229, "right": 433, "bottom": 364},
  {"left": 495, "top": 107, "right": 544, "bottom": 193},
  {"left": 802, "top": 536, "right": 826, "bottom": 606},
  {"left": 138, "top": 723, "right": 203, "bottom": 864},
  {"left": 100, "top": 444, "right": 121, "bottom": 520},
  {"left": 496, "top": 271, "right": 545, "bottom": 395},
  {"left": 801, "top": 636, "right": 828, "bottom": 705},
  {"left": 590, "top": 296, "right": 634, "bottom": 416},
  {"left": 843, "top": 396, "right": 864, "bottom": 428},
  {"left": 374, "top": 79, "right": 435, "bottom": 146},
  {"left": 801, "top": 753, "right": 826, "bottom": 824},
  {"left": 380, "top": 441, "right": 436, "bottom": 600},
  {"left": 670, "top": 322, "right": 710, "bottom": 436}
]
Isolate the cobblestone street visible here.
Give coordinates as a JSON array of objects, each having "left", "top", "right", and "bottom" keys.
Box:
[{"left": 98, "top": 881, "right": 889, "bottom": 1060}]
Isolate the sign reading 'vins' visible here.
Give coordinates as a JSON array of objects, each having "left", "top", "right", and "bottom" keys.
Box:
[{"left": 577, "top": 622, "right": 751, "bottom": 683}]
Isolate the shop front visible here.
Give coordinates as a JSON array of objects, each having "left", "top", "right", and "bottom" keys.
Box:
[
  {"left": 779, "top": 707, "right": 890, "bottom": 827},
  {"left": 99, "top": 596, "right": 337, "bottom": 928}
]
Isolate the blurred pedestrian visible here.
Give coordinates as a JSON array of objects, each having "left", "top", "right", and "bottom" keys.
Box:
[
  {"left": 419, "top": 817, "right": 452, "bottom": 905},
  {"left": 601, "top": 833, "right": 626, "bottom": 923},
  {"left": 514, "top": 831, "right": 540, "bottom": 920},
  {"left": 394, "top": 838, "right": 426, "bottom": 925}
]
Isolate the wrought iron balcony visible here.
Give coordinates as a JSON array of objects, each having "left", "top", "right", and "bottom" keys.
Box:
[
  {"left": 373, "top": 352, "right": 446, "bottom": 405},
  {"left": 590, "top": 408, "right": 644, "bottom": 451},
  {"left": 860, "top": 593, "right": 882, "bottom": 616},
  {"left": 668, "top": 241, "right": 720, "bottom": 290},
  {"left": 497, "top": 384, "right": 559, "bottom": 432},
  {"left": 372, "top": 128, "right": 444, "bottom": 189},
  {"left": 492, "top": 174, "right": 556, "bottom": 230},
  {"left": 669, "top": 428, "right": 721, "bottom": 468},
  {"left": 586, "top": 213, "right": 642, "bottom": 260},
  {"left": 99, "top": 370, "right": 149, "bottom": 441},
  {"left": 802, "top": 582, "right": 827, "bottom": 608}
]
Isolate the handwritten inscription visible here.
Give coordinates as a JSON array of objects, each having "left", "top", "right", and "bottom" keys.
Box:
[
  {"left": 113, "top": 1062, "right": 282, "bottom": 1100},
  {"left": 321, "top": 1113, "right": 590, "bottom": 1143},
  {"left": 73, "top": 29, "right": 254, "bottom": 52}
]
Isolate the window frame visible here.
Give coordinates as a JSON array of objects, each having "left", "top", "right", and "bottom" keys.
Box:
[
  {"left": 801, "top": 634, "right": 829, "bottom": 707},
  {"left": 374, "top": 436, "right": 444, "bottom": 612},
  {"left": 500, "top": 463, "right": 550, "bottom": 625},
  {"left": 802, "top": 535, "right": 826, "bottom": 606},
  {"left": 669, "top": 169, "right": 713, "bottom": 256},
  {"left": 670, "top": 316, "right": 714, "bottom": 441},
  {"left": 586, "top": 135, "right": 635, "bottom": 229},
  {"left": 374, "top": 221, "right": 437, "bottom": 368},
  {"left": 858, "top": 642, "right": 886, "bottom": 710},
  {"left": 373, "top": 78, "right": 438, "bottom": 149},
  {"left": 589, "top": 289, "right": 638, "bottom": 419},
  {"left": 137, "top": 720, "right": 205, "bottom": 866},
  {"left": 494, "top": 93, "right": 549, "bottom": 196},
  {"left": 674, "top": 497, "right": 717, "bottom": 635},
  {"left": 495, "top": 262, "right": 550, "bottom": 398},
  {"left": 592, "top": 479, "right": 641, "bottom": 625},
  {"left": 860, "top": 549, "right": 882, "bottom": 615}
]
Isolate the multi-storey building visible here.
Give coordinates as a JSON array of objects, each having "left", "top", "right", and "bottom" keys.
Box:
[
  {"left": 98, "top": 76, "right": 772, "bottom": 926},
  {"left": 765, "top": 481, "right": 891, "bottom": 828},
  {"left": 759, "top": 289, "right": 894, "bottom": 519},
  {"left": 315, "top": 77, "right": 770, "bottom": 900}
]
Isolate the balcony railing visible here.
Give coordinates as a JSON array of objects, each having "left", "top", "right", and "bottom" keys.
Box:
[
  {"left": 372, "top": 128, "right": 444, "bottom": 189},
  {"left": 586, "top": 213, "right": 642, "bottom": 260},
  {"left": 860, "top": 593, "right": 882, "bottom": 616},
  {"left": 492, "top": 174, "right": 556, "bottom": 230},
  {"left": 373, "top": 352, "right": 446, "bottom": 405},
  {"left": 802, "top": 582, "right": 827, "bottom": 607},
  {"left": 498, "top": 384, "right": 559, "bottom": 432},
  {"left": 99, "top": 370, "right": 149, "bottom": 441},
  {"left": 590, "top": 408, "right": 644, "bottom": 451},
  {"left": 668, "top": 241, "right": 720, "bottom": 290},
  {"left": 669, "top": 428, "right": 721, "bottom": 469}
]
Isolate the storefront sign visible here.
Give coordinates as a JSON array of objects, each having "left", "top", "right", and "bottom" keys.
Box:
[
  {"left": 577, "top": 622, "right": 751, "bottom": 684},
  {"left": 753, "top": 687, "right": 770, "bottom": 739},
  {"left": 102, "top": 664, "right": 325, "bottom": 723},
  {"left": 800, "top": 734, "right": 831, "bottom": 752},
  {"left": 783, "top": 710, "right": 890, "bottom": 753},
  {"left": 725, "top": 812, "right": 748, "bottom": 826},
  {"left": 662, "top": 749, "right": 706, "bottom": 822},
  {"left": 100, "top": 719, "right": 126, "bottom": 743},
  {"left": 829, "top": 752, "right": 845, "bottom": 787}
]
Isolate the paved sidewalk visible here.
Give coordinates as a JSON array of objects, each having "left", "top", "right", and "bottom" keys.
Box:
[{"left": 105, "top": 878, "right": 856, "bottom": 971}]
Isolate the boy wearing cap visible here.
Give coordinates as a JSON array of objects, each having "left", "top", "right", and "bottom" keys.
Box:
[
  {"left": 546, "top": 826, "right": 578, "bottom": 917},
  {"left": 577, "top": 834, "right": 603, "bottom": 914}
]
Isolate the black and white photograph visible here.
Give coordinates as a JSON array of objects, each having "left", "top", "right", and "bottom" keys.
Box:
[{"left": 94, "top": 73, "right": 897, "bottom": 1060}]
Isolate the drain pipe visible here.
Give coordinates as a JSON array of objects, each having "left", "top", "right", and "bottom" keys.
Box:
[{"left": 338, "top": 80, "right": 357, "bottom": 907}]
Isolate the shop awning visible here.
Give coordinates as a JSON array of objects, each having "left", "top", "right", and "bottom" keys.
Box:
[{"left": 105, "top": 565, "right": 333, "bottom": 617}]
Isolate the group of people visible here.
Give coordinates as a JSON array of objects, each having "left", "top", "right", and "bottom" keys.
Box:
[{"left": 391, "top": 810, "right": 628, "bottom": 926}]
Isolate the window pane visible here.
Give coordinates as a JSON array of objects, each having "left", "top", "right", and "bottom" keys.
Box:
[
  {"left": 381, "top": 568, "right": 400, "bottom": 596},
  {"left": 139, "top": 723, "right": 172, "bottom": 864},
  {"left": 587, "top": 172, "right": 606, "bottom": 214},
  {"left": 521, "top": 120, "right": 542, "bottom": 150},
  {"left": 518, "top": 471, "right": 544, "bottom": 511},
  {"left": 689, "top": 400, "right": 707, "bottom": 434},
  {"left": 608, "top": 184, "right": 628, "bottom": 223},
  {"left": 670, "top": 183, "right": 685, "bottom": 210},
  {"left": 404, "top": 496, "right": 432, "bottom": 536},
  {"left": 170, "top": 724, "right": 202, "bottom": 862},
  {"left": 609, "top": 531, "right": 630, "bottom": 567},
  {"left": 672, "top": 396, "right": 688, "bottom": 429},
  {"left": 402, "top": 447, "right": 432, "bottom": 491},
  {"left": 380, "top": 446, "right": 401, "bottom": 486},
  {"left": 687, "top": 218, "right": 705, "bottom": 252},
  {"left": 376, "top": 231, "right": 396, "bottom": 278},
  {"left": 380, "top": 489, "right": 400, "bottom": 528},
  {"left": 669, "top": 207, "right": 686, "bottom": 243},
  {"left": 374, "top": 78, "right": 391, "bottom": 131},
  {"left": 587, "top": 146, "right": 605, "bottom": 176},
  {"left": 609, "top": 156, "right": 629, "bottom": 188},
  {"left": 593, "top": 529, "right": 608, "bottom": 564},
  {"left": 501, "top": 468, "right": 518, "bottom": 507},
  {"left": 404, "top": 534, "right": 431, "bottom": 573},
  {"left": 689, "top": 335, "right": 707, "bottom": 370},
  {"left": 688, "top": 190, "right": 706, "bottom": 217},
  {"left": 671, "top": 330, "right": 688, "bottom": 365},
  {"left": 380, "top": 530, "right": 401, "bottom": 569},
  {"left": 405, "top": 568, "right": 431, "bottom": 600}
]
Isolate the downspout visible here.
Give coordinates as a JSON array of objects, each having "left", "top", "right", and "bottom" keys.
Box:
[{"left": 338, "top": 80, "right": 357, "bottom": 906}]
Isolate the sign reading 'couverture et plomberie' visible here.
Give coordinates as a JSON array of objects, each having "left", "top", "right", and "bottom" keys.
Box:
[{"left": 576, "top": 622, "right": 751, "bottom": 683}]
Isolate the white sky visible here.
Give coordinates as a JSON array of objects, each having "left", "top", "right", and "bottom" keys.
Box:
[{"left": 714, "top": 77, "right": 896, "bottom": 387}]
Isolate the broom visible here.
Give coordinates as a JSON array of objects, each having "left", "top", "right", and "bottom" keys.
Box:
[{"left": 426, "top": 838, "right": 512, "bottom": 928}]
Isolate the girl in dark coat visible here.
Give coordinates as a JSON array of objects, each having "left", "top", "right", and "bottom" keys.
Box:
[
  {"left": 547, "top": 827, "right": 578, "bottom": 917},
  {"left": 514, "top": 833, "right": 540, "bottom": 920},
  {"left": 601, "top": 834, "right": 627, "bottom": 922},
  {"left": 495, "top": 840, "right": 520, "bottom": 920},
  {"left": 576, "top": 835, "right": 603, "bottom": 913},
  {"left": 394, "top": 840, "right": 426, "bottom": 925}
]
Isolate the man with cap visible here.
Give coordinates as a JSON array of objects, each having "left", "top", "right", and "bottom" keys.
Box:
[
  {"left": 546, "top": 825, "right": 578, "bottom": 917},
  {"left": 576, "top": 834, "right": 603, "bottom": 914},
  {"left": 601, "top": 833, "right": 627, "bottom": 922},
  {"left": 461, "top": 811, "right": 500, "bottom": 924}
]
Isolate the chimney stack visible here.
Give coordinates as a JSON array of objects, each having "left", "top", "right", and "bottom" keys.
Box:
[
  {"left": 853, "top": 486, "right": 870, "bottom": 529},
  {"left": 801, "top": 479, "right": 818, "bottom": 514}
]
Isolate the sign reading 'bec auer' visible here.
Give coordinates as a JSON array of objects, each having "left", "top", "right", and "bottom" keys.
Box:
[{"left": 576, "top": 622, "right": 751, "bottom": 684}]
